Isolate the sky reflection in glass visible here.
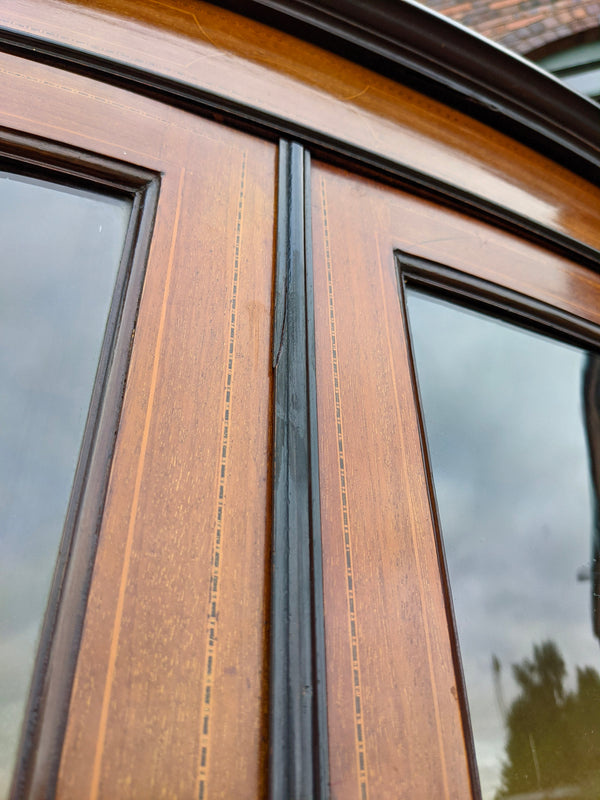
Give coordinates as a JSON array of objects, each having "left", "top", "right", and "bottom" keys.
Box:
[
  {"left": 0, "top": 173, "right": 130, "bottom": 794},
  {"left": 406, "top": 289, "right": 600, "bottom": 800}
]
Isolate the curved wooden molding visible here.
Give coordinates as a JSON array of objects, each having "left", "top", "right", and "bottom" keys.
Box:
[
  {"left": 0, "top": 22, "right": 598, "bottom": 273},
  {"left": 212, "top": 0, "right": 600, "bottom": 182}
]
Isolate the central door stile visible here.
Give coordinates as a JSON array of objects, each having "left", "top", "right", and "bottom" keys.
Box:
[{"left": 270, "top": 140, "right": 329, "bottom": 800}]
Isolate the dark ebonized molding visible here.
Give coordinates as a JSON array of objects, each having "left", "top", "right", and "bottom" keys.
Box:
[
  {"left": 211, "top": 0, "right": 600, "bottom": 182},
  {"left": 0, "top": 26, "right": 599, "bottom": 275},
  {"left": 2, "top": 131, "right": 159, "bottom": 800},
  {"left": 396, "top": 251, "right": 484, "bottom": 800},
  {"left": 271, "top": 141, "right": 329, "bottom": 800},
  {"left": 396, "top": 250, "right": 600, "bottom": 800},
  {"left": 399, "top": 252, "right": 600, "bottom": 352}
]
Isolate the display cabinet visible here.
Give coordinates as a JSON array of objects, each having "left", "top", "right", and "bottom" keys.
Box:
[{"left": 1, "top": 2, "right": 599, "bottom": 798}]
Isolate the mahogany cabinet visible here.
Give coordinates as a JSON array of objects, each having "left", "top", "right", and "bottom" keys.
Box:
[{"left": 1, "top": 1, "right": 599, "bottom": 798}]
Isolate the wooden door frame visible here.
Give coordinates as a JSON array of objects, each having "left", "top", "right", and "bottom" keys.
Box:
[
  {"left": 1, "top": 4, "right": 600, "bottom": 798},
  {"left": 0, "top": 128, "right": 159, "bottom": 800}
]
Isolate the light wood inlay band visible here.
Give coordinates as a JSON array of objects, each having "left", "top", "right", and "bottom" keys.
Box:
[
  {"left": 197, "top": 152, "right": 247, "bottom": 800},
  {"left": 320, "top": 176, "right": 369, "bottom": 800},
  {"left": 89, "top": 168, "right": 186, "bottom": 800}
]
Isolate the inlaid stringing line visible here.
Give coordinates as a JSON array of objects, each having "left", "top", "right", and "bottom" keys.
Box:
[
  {"left": 89, "top": 169, "right": 186, "bottom": 800},
  {"left": 320, "top": 176, "right": 368, "bottom": 800},
  {"left": 197, "top": 152, "right": 247, "bottom": 800},
  {"left": 379, "top": 248, "right": 450, "bottom": 799}
]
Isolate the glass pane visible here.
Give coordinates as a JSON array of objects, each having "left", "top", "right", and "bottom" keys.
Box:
[
  {"left": 0, "top": 172, "right": 131, "bottom": 794},
  {"left": 406, "top": 289, "right": 600, "bottom": 800}
]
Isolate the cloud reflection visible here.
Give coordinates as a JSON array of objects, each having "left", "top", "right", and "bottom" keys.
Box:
[
  {"left": 0, "top": 173, "right": 130, "bottom": 794},
  {"left": 406, "top": 290, "right": 599, "bottom": 800}
]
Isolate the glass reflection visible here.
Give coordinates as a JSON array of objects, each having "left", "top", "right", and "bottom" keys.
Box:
[
  {"left": 406, "top": 289, "right": 600, "bottom": 800},
  {"left": 0, "top": 172, "right": 130, "bottom": 794}
]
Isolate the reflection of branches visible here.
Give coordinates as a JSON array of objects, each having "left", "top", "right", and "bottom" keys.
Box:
[
  {"left": 527, "top": 732, "right": 542, "bottom": 792},
  {"left": 582, "top": 354, "right": 600, "bottom": 642},
  {"left": 492, "top": 654, "right": 507, "bottom": 724},
  {"left": 496, "top": 641, "right": 600, "bottom": 800}
]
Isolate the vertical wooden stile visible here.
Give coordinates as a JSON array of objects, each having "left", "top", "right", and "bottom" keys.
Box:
[{"left": 270, "top": 141, "right": 329, "bottom": 800}]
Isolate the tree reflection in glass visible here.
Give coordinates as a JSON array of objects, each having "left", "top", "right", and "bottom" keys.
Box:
[
  {"left": 497, "top": 640, "right": 600, "bottom": 798},
  {"left": 405, "top": 289, "right": 600, "bottom": 800},
  {"left": 0, "top": 173, "right": 130, "bottom": 794}
]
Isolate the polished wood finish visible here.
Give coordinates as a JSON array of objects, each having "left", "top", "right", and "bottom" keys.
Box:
[
  {"left": 3, "top": 2, "right": 600, "bottom": 797},
  {"left": 1, "top": 51, "right": 275, "bottom": 799},
  {"left": 310, "top": 160, "right": 600, "bottom": 798},
  {"left": 5, "top": 132, "right": 159, "bottom": 800},
  {"left": 2, "top": 0, "right": 600, "bottom": 252},
  {"left": 311, "top": 162, "right": 473, "bottom": 799}
]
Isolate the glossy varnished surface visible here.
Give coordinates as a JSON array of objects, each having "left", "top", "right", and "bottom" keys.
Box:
[
  {"left": 2, "top": 0, "right": 600, "bottom": 251},
  {"left": 2, "top": 2, "right": 600, "bottom": 795},
  {"left": 311, "top": 162, "right": 472, "bottom": 799},
  {"left": 310, "top": 161, "right": 600, "bottom": 798},
  {"left": 0, "top": 52, "right": 275, "bottom": 799}
]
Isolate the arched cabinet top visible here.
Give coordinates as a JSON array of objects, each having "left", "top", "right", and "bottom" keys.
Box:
[
  {"left": 1, "top": 0, "right": 599, "bottom": 257},
  {"left": 213, "top": 0, "right": 600, "bottom": 181}
]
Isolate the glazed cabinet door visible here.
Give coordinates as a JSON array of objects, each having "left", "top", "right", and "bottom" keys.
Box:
[
  {"left": 0, "top": 51, "right": 275, "bottom": 799},
  {"left": 4, "top": 34, "right": 600, "bottom": 800},
  {"left": 312, "top": 161, "right": 600, "bottom": 800}
]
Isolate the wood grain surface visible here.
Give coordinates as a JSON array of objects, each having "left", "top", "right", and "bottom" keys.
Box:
[
  {"left": 0, "top": 51, "right": 275, "bottom": 799},
  {"left": 311, "top": 160, "right": 600, "bottom": 799},
  {"left": 2, "top": 0, "right": 600, "bottom": 250},
  {"left": 3, "top": 3, "right": 600, "bottom": 796},
  {"left": 57, "top": 115, "right": 275, "bottom": 800}
]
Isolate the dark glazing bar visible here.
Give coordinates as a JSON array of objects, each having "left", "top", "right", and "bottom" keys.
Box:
[{"left": 270, "top": 140, "right": 329, "bottom": 800}]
